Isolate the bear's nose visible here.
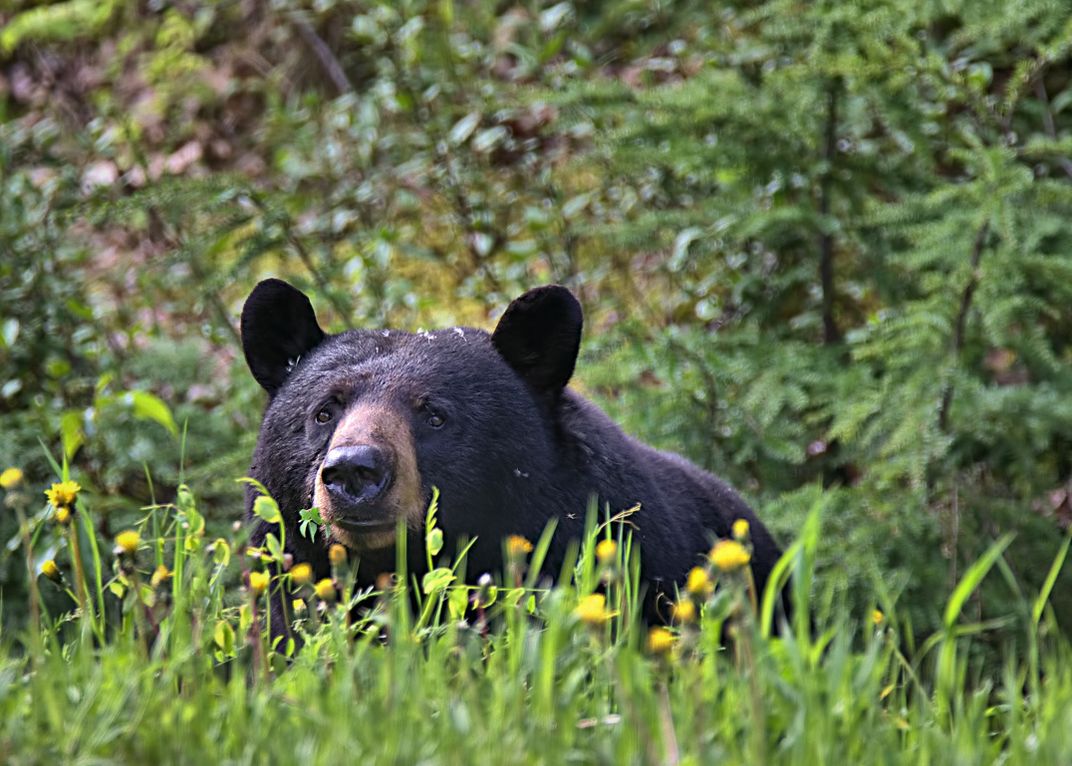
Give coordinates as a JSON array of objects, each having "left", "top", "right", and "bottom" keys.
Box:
[{"left": 321, "top": 445, "right": 393, "bottom": 506}]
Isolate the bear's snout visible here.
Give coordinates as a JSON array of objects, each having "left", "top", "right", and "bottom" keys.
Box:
[
  {"left": 312, "top": 402, "right": 425, "bottom": 551},
  {"left": 321, "top": 444, "right": 395, "bottom": 509}
]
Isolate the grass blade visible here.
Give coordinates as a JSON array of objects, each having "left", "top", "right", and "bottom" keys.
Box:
[
  {"left": 942, "top": 533, "right": 1014, "bottom": 631},
  {"left": 1033, "top": 531, "right": 1072, "bottom": 626}
]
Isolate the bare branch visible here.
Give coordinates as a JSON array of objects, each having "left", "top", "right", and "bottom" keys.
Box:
[
  {"left": 937, "top": 221, "right": 991, "bottom": 433},
  {"left": 291, "top": 14, "right": 353, "bottom": 95},
  {"left": 819, "top": 78, "right": 842, "bottom": 345}
]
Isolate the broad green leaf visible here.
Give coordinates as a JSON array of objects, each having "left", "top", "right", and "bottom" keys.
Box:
[
  {"left": 127, "top": 390, "right": 178, "bottom": 437},
  {"left": 211, "top": 538, "right": 231, "bottom": 567},
  {"left": 422, "top": 567, "right": 455, "bottom": 595},
  {"left": 214, "top": 620, "right": 235, "bottom": 655},
  {"left": 253, "top": 495, "right": 281, "bottom": 525},
  {"left": 265, "top": 533, "right": 283, "bottom": 564},
  {"left": 426, "top": 528, "right": 443, "bottom": 558},
  {"left": 59, "top": 410, "right": 85, "bottom": 461},
  {"left": 448, "top": 586, "right": 468, "bottom": 619}
]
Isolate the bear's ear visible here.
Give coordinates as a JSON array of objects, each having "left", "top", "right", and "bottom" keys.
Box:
[
  {"left": 241, "top": 279, "right": 326, "bottom": 396},
  {"left": 492, "top": 285, "right": 582, "bottom": 394}
]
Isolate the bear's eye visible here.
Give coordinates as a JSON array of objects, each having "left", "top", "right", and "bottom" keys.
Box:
[
  {"left": 315, "top": 408, "right": 333, "bottom": 425},
  {"left": 425, "top": 408, "right": 445, "bottom": 429}
]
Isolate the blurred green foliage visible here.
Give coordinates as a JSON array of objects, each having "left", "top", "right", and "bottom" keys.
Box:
[{"left": 2, "top": 0, "right": 1071, "bottom": 640}]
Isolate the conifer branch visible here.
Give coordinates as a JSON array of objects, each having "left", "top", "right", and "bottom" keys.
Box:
[{"left": 1034, "top": 80, "right": 1072, "bottom": 181}]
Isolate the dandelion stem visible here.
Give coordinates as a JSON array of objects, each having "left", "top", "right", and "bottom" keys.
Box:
[
  {"left": 14, "top": 504, "right": 43, "bottom": 655},
  {"left": 657, "top": 681, "right": 681, "bottom": 766},
  {"left": 68, "top": 516, "right": 92, "bottom": 635}
]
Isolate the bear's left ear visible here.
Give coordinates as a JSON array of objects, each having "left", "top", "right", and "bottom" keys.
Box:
[
  {"left": 241, "top": 279, "right": 326, "bottom": 396},
  {"left": 492, "top": 285, "right": 582, "bottom": 394}
]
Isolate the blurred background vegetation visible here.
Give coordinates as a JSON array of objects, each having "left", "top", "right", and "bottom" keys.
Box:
[{"left": 2, "top": 0, "right": 1071, "bottom": 643}]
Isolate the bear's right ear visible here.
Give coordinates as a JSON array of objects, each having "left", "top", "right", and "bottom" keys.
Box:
[
  {"left": 492, "top": 285, "right": 582, "bottom": 395},
  {"left": 241, "top": 279, "right": 326, "bottom": 396}
]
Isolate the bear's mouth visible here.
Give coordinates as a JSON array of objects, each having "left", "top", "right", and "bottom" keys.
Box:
[
  {"left": 314, "top": 480, "right": 401, "bottom": 551},
  {"left": 333, "top": 516, "right": 397, "bottom": 533}
]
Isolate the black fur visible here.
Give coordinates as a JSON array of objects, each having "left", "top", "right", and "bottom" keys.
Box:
[{"left": 242, "top": 280, "right": 784, "bottom": 621}]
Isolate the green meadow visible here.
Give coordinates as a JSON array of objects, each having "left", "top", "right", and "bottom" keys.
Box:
[{"left": 2, "top": 469, "right": 1071, "bottom": 763}]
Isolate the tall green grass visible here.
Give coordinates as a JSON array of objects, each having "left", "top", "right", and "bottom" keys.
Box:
[{"left": 1, "top": 472, "right": 1071, "bottom": 764}]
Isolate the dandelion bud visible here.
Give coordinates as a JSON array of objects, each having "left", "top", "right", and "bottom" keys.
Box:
[
  {"left": 290, "top": 562, "right": 313, "bottom": 587},
  {"left": 686, "top": 566, "right": 712, "bottom": 596},
  {"left": 575, "top": 594, "right": 612, "bottom": 626},
  {"left": 709, "top": 540, "right": 751, "bottom": 572},
  {"left": 115, "top": 530, "right": 140, "bottom": 555},
  {"left": 151, "top": 564, "right": 172, "bottom": 587},
  {"left": 505, "top": 535, "right": 533, "bottom": 559},
  {"left": 0, "top": 467, "right": 24, "bottom": 489},
  {"left": 732, "top": 518, "right": 750, "bottom": 540},
  {"left": 41, "top": 559, "right": 62, "bottom": 582},
  {"left": 328, "top": 543, "right": 347, "bottom": 567},
  {"left": 248, "top": 570, "right": 270, "bottom": 596},
  {"left": 54, "top": 506, "right": 72, "bottom": 525},
  {"left": 647, "top": 626, "right": 674, "bottom": 656},
  {"left": 672, "top": 598, "right": 696, "bottom": 623},
  {"left": 595, "top": 539, "right": 618, "bottom": 566},
  {"left": 314, "top": 578, "right": 337, "bottom": 602}
]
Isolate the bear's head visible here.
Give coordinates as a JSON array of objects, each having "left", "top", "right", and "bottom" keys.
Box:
[{"left": 240, "top": 279, "right": 584, "bottom": 557}]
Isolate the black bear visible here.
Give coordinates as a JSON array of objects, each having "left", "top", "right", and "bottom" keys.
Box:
[{"left": 241, "top": 279, "right": 784, "bottom": 621}]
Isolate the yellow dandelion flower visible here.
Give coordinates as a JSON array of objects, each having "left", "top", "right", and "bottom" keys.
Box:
[
  {"left": 151, "top": 564, "right": 172, "bottom": 587},
  {"left": 686, "top": 566, "right": 712, "bottom": 596},
  {"left": 647, "top": 626, "right": 675, "bottom": 656},
  {"left": 41, "top": 559, "right": 61, "bottom": 582},
  {"left": 290, "top": 562, "right": 313, "bottom": 587},
  {"left": 595, "top": 539, "right": 618, "bottom": 565},
  {"left": 672, "top": 598, "right": 696, "bottom": 623},
  {"left": 314, "top": 578, "right": 336, "bottom": 602},
  {"left": 292, "top": 598, "right": 307, "bottom": 613},
  {"left": 0, "top": 467, "right": 24, "bottom": 489},
  {"left": 54, "top": 506, "right": 72, "bottom": 525},
  {"left": 732, "top": 518, "right": 750, "bottom": 540},
  {"left": 328, "top": 543, "right": 347, "bottom": 566},
  {"left": 506, "top": 535, "right": 533, "bottom": 557},
  {"left": 872, "top": 609, "right": 884, "bottom": 626},
  {"left": 45, "top": 480, "right": 81, "bottom": 508},
  {"left": 574, "top": 593, "right": 612, "bottom": 626},
  {"left": 710, "top": 540, "right": 751, "bottom": 572},
  {"left": 115, "top": 530, "right": 140, "bottom": 555},
  {"left": 248, "top": 570, "right": 270, "bottom": 596}
]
